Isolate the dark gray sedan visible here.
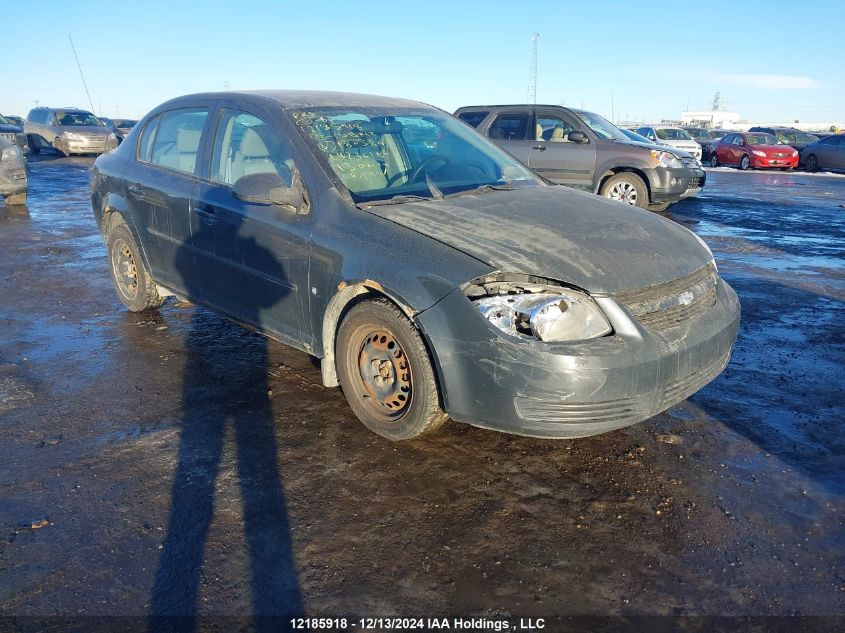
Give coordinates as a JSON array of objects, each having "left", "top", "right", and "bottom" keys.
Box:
[
  {"left": 91, "top": 91, "right": 739, "bottom": 441},
  {"left": 802, "top": 134, "right": 845, "bottom": 172}
]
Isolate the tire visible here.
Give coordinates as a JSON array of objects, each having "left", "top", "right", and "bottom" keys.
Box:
[
  {"left": 805, "top": 154, "right": 818, "bottom": 172},
  {"left": 106, "top": 222, "right": 164, "bottom": 312},
  {"left": 336, "top": 298, "right": 448, "bottom": 441},
  {"left": 739, "top": 155, "right": 750, "bottom": 171},
  {"left": 600, "top": 172, "right": 649, "bottom": 209},
  {"left": 647, "top": 201, "right": 671, "bottom": 212},
  {"left": 27, "top": 136, "right": 41, "bottom": 155},
  {"left": 709, "top": 154, "right": 718, "bottom": 167}
]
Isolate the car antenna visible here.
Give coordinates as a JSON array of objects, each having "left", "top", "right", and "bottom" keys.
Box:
[{"left": 68, "top": 35, "right": 97, "bottom": 115}]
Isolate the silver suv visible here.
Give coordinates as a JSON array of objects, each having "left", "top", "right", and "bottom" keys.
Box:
[{"left": 25, "top": 107, "right": 118, "bottom": 156}]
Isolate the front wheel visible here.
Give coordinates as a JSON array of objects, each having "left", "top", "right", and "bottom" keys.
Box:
[
  {"left": 336, "top": 298, "right": 448, "bottom": 441},
  {"left": 805, "top": 154, "right": 819, "bottom": 172},
  {"left": 600, "top": 172, "right": 649, "bottom": 209},
  {"left": 739, "top": 155, "right": 750, "bottom": 171},
  {"left": 106, "top": 222, "right": 164, "bottom": 312},
  {"left": 27, "top": 136, "right": 41, "bottom": 155},
  {"left": 709, "top": 154, "right": 718, "bottom": 167}
]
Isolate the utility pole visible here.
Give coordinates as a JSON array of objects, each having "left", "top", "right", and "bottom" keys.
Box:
[{"left": 527, "top": 32, "right": 539, "bottom": 105}]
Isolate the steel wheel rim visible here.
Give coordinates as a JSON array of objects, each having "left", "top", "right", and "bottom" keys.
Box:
[
  {"left": 607, "top": 181, "right": 638, "bottom": 205},
  {"left": 354, "top": 327, "right": 412, "bottom": 422},
  {"left": 111, "top": 238, "right": 139, "bottom": 300}
]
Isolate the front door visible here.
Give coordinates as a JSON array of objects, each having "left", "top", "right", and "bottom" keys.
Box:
[
  {"left": 529, "top": 111, "right": 596, "bottom": 188},
  {"left": 190, "top": 107, "right": 312, "bottom": 348},
  {"left": 484, "top": 110, "right": 533, "bottom": 166}
]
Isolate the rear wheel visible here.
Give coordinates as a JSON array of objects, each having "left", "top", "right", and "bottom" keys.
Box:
[
  {"left": 106, "top": 222, "right": 164, "bottom": 312},
  {"left": 336, "top": 298, "right": 447, "bottom": 441},
  {"left": 805, "top": 154, "right": 819, "bottom": 172},
  {"left": 739, "top": 155, "right": 750, "bottom": 170},
  {"left": 600, "top": 172, "right": 649, "bottom": 209}
]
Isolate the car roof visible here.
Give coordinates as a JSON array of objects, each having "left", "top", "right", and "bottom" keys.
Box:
[{"left": 163, "top": 90, "right": 434, "bottom": 110}]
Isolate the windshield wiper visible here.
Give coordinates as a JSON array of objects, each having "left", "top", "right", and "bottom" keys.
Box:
[
  {"left": 356, "top": 194, "right": 434, "bottom": 209},
  {"left": 445, "top": 183, "right": 515, "bottom": 198}
]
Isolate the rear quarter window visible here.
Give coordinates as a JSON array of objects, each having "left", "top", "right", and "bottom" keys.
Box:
[{"left": 138, "top": 115, "right": 161, "bottom": 162}]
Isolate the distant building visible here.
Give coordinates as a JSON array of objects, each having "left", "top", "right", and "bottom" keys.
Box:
[{"left": 681, "top": 110, "right": 741, "bottom": 129}]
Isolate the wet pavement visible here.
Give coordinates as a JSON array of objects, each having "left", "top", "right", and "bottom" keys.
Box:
[{"left": 1, "top": 156, "right": 844, "bottom": 627}]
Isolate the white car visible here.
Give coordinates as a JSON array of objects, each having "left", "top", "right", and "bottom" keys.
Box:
[{"left": 636, "top": 126, "right": 702, "bottom": 160}]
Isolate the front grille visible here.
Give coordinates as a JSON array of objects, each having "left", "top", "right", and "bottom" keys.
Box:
[
  {"left": 614, "top": 263, "right": 718, "bottom": 331},
  {"left": 688, "top": 176, "right": 704, "bottom": 189}
]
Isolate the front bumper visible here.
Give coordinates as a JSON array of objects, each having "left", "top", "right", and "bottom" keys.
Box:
[
  {"left": 651, "top": 166, "right": 707, "bottom": 202},
  {"left": 416, "top": 278, "right": 740, "bottom": 438},
  {"left": 0, "top": 164, "right": 28, "bottom": 196},
  {"left": 55, "top": 137, "right": 117, "bottom": 155},
  {"left": 751, "top": 155, "right": 798, "bottom": 169}
]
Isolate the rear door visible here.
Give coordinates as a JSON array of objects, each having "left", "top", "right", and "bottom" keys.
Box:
[
  {"left": 123, "top": 106, "right": 211, "bottom": 292},
  {"left": 529, "top": 110, "right": 596, "bottom": 188},
  {"left": 482, "top": 109, "right": 533, "bottom": 166},
  {"left": 190, "top": 103, "right": 313, "bottom": 348}
]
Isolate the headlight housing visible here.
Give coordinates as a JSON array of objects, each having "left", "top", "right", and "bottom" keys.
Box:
[
  {"left": 466, "top": 275, "right": 612, "bottom": 343},
  {"left": 0, "top": 144, "right": 20, "bottom": 161},
  {"left": 108, "top": 133, "right": 117, "bottom": 141},
  {"left": 752, "top": 150, "right": 767, "bottom": 157},
  {"left": 650, "top": 150, "right": 684, "bottom": 169}
]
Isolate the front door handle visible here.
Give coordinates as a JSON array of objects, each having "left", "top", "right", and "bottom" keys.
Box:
[
  {"left": 532, "top": 145, "right": 547, "bottom": 151},
  {"left": 127, "top": 183, "right": 144, "bottom": 198}
]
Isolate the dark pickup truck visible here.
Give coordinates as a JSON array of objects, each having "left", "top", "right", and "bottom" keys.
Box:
[{"left": 455, "top": 104, "right": 705, "bottom": 211}]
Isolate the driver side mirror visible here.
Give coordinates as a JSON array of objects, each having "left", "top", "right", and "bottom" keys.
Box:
[
  {"left": 232, "top": 170, "right": 309, "bottom": 215},
  {"left": 569, "top": 130, "right": 589, "bottom": 144}
]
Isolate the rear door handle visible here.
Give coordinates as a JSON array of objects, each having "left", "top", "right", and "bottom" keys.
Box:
[
  {"left": 532, "top": 145, "right": 547, "bottom": 151},
  {"left": 194, "top": 202, "right": 217, "bottom": 224}
]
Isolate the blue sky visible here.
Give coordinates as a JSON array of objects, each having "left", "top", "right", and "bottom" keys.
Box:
[{"left": 3, "top": 0, "right": 843, "bottom": 124}]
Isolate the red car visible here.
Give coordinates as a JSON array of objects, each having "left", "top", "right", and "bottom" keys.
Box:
[{"left": 709, "top": 132, "right": 799, "bottom": 170}]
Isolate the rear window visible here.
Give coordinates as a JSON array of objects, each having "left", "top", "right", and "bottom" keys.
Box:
[
  {"left": 138, "top": 115, "right": 161, "bottom": 162},
  {"left": 457, "top": 111, "right": 489, "bottom": 128}
]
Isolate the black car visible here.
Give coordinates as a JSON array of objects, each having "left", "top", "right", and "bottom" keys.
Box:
[{"left": 91, "top": 90, "right": 739, "bottom": 441}]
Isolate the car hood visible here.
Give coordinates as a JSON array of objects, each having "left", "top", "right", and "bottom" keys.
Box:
[
  {"left": 0, "top": 124, "right": 22, "bottom": 134},
  {"left": 660, "top": 138, "right": 699, "bottom": 149},
  {"left": 364, "top": 186, "right": 713, "bottom": 295},
  {"left": 756, "top": 144, "right": 796, "bottom": 153}
]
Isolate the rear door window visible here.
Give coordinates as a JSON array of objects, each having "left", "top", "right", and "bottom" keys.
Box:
[
  {"left": 457, "top": 111, "right": 489, "bottom": 128},
  {"left": 488, "top": 113, "right": 529, "bottom": 141},
  {"left": 149, "top": 108, "right": 209, "bottom": 175}
]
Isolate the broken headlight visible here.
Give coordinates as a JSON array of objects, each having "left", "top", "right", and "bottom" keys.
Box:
[{"left": 469, "top": 280, "right": 612, "bottom": 342}]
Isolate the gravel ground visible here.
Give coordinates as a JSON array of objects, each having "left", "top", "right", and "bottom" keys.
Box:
[{"left": 0, "top": 157, "right": 843, "bottom": 630}]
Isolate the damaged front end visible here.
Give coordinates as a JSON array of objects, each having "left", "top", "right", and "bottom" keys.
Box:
[{"left": 464, "top": 273, "right": 612, "bottom": 343}]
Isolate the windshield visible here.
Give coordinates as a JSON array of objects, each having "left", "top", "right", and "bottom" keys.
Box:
[
  {"left": 0, "top": 114, "right": 10, "bottom": 125},
  {"left": 290, "top": 108, "right": 539, "bottom": 203},
  {"left": 747, "top": 133, "right": 778, "bottom": 146},
  {"left": 115, "top": 119, "right": 137, "bottom": 128},
  {"left": 572, "top": 110, "right": 628, "bottom": 141},
  {"left": 685, "top": 128, "right": 711, "bottom": 140},
  {"left": 55, "top": 111, "right": 104, "bottom": 127},
  {"left": 655, "top": 128, "right": 693, "bottom": 141}
]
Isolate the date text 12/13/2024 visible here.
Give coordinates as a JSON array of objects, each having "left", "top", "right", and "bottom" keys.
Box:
[{"left": 290, "top": 617, "right": 547, "bottom": 630}]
